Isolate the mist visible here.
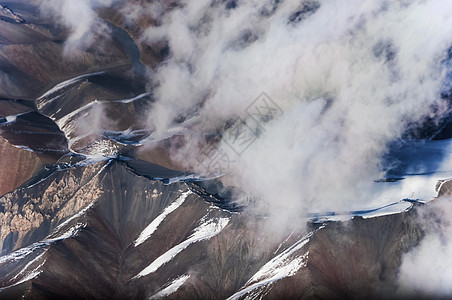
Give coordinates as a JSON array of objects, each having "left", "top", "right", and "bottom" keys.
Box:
[
  {"left": 136, "top": 0, "right": 452, "bottom": 221},
  {"left": 397, "top": 197, "right": 452, "bottom": 298},
  {"left": 36, "top": 0, "right": 452, "bottom": 218},
  {"left": 38, "top": 0, "right": 116, "bottom": 54}
]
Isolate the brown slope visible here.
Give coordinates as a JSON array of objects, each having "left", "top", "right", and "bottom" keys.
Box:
[
  {"left": 0, "top": 135, "right": 42, "bottom": 196},
  {"left": 0, "top": 2, "right": 131, "bottom": 100}
]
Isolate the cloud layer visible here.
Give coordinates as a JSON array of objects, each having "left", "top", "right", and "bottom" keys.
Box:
[
  {"left": 37, "top": 0, "right": 452, "bottom": 218},
  {"left": 139, "top": 0, "right": 452, "bottom": 221}
]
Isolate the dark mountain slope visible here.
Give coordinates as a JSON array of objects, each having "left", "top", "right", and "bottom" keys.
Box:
[{"left": 0, "top": 159, "right": 431, "bottom": 299}]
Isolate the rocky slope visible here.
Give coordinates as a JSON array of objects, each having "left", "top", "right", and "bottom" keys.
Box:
[
  {"left": 0, "top": 136, "right": 42, "bottom": 196},
  {"left": 0, "top": 1, "right": 131, "bottom": 100},
  {"left": 0, "top": 0, "right": 156, "bottom": 195},
  {"left": 0, "top": 158, "right": 435, "bottom": 299}
]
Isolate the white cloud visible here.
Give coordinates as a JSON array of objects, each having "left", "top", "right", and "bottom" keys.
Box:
[
  {"left": 38, "top": 0, "right": 116, "bottom": 54},
  {"left": 140, "top": 0, "right": 452, "bottom": 223},
  {"left": 398, "top": 198, "right": 452, "bottom": 298}
]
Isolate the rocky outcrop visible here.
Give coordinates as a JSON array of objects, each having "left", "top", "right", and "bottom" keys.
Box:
[{"left": 0, "top": 161, "right": 107, "bottom": 254}]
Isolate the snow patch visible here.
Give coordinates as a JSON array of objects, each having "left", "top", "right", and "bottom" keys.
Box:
[
  {"left": 227, "top": 228, "right": 321, "bottom": 300},
  {"left": 56, "top": 100, "right": 98, "bottom": 131},
  {"left": 54, "top": 93, "right": 150, "bottom": 142},
  {"left": 10, "top": 251, "right": 46, "bottom": 282},
  {"left": 12, "top": 145, "right": 34, "bottom": 152},
  {"left": 73, "top": 153, "right": 111, "bottom": 167},
  {"left": 0, "top": 112, "right": 30, "bottom": 125},
  {"left": 5, "top": 115, "right": 16, "bottom": 123},
  {"left": 0, "top": 223, "right": 84, "bottom": 264},
  {"left": 134, "top": 190, "right": 192, "bottom": 247},
  {"left": 52, "top": 199, "right": 95, "bottom": 235},
  {"left": 44, "top": 223, "right": 84, "bottom": 243},
  {"left": 37, "top": 72, "right": 105, "bottom": 106},
  {"left": 149, "top": 274, "right": 190, "bottom": 299},
  {"left": 0, "top": 262, "right": 44, "bottom": 291},
  {"left": 141, "top": 114, "right": 200, "bottom": 144},
  {"left": 111, "top": 92, "right": 151, "bottom": 104},
  {"left": 308, "top": 200, "right": 414, "bottom": 223},
  {"left": 133, "top": 216, "right": 230, "bottom": 279},
  {"left": 0, "top": 243, "right": 46, "bottom": 264}
]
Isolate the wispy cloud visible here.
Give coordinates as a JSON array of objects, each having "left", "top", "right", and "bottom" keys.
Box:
[
  {"left": 38, "top": 0, "right": 116, "bottom": 54},
  {"left": 398, "top": 197, "right": 452, "bottom": 298}
]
